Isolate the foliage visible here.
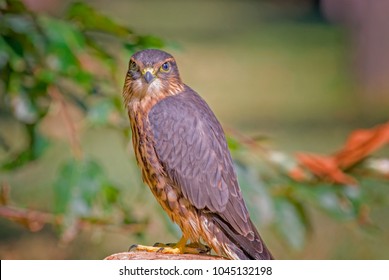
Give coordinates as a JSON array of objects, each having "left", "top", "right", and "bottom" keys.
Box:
[
  {"left": 226, "top": 124, "right": 388, "bottom": 250},
  {"left": 0, "top": 0, "right": 163, "bottom": 240},
  {"left": 0, "top": 0, "right": 388, "bottom": 255}
]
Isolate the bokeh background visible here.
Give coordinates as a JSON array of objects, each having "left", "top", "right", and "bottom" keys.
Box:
[{"left": 1, "top": 0, "right": 388, "bottom": 259}]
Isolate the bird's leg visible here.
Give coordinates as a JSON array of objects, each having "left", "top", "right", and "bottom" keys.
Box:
[
  {"left": 129, "top": 236, "right": 186, "bottom": 254},
  {"left": 129, "top": 236, "right": 211, "bottom": 255}
]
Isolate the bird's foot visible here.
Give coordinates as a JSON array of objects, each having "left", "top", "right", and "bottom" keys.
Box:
[
  {"left": 186, "top": 242, "right": 212, "bottom": 254},
  {"left": 129, "top": 241, "right": 211, "bottom": 255},
  {"left": 128, "top": 243, "right": 181, "bottom": 254},
  {"left": 154, "top": 242, "right": 211, "bottom": 255}
]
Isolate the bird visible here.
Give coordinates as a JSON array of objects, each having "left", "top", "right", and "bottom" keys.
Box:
[{"left": 122, "top": 49, "right": 273, "bottom": 260}]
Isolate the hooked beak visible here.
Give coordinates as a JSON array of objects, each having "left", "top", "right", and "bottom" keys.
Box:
[{"left": 143, "top": 69, "right": 155, "bottom": 84}]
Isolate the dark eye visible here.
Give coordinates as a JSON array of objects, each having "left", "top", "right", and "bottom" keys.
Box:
[
  {"left": 129, "top": 61, "right": 138, "bottom": 72},
  {"left": 160, "top": 62, "right": 170, "bottom": 72}
]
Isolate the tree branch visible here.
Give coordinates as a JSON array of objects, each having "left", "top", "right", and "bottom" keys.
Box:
[{"left": 104, "top": 251, "right": 226, "bottom": 260}]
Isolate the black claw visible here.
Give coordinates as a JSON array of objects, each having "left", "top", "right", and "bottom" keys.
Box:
[
  {"left": 199, "top": 245, "right": 211, "bottom": 254},
  {"left": 156, "top": 247, "right": 165, "bottom": 253},
  {"left": 128, "top": 244, "right": 138, "bottom": 252}
]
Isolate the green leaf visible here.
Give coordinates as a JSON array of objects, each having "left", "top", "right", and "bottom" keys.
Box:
[
  {"left": 235, "top": 162, "right": 274, "bottom": 225},
  {"left": 1, "top": 14, "right": 45, "bottom": 64},
  {"left": 102, "top": 184, "right": 119, "bottom": 205},
  {"left": 2, "top": 35, "right": 25, "bottom": 57},
  {"left": 39, "top": 16, "right": 85, "bottom": 73},
  {"left": 72, "top": 69, "right": 93, "bottom": 88},
  {"left": 125, "top": 35, "right": 165, "bottom": 53},
  {"left": 54, "top": 159, "right": 119, "bottom": 217},
  {"left": 1, "top": 124, "right": 49, "bottom": 170},
  {"left": 226, "top": 136, "right": 241, "bottom": 152},
  {"left": 0, "top": 41, "right": 10, "bottom": 69},
  {"left": 137, "top": 35, "right": 164, "bottom": 49},
  {"left": 66, "top": 2, "right": 132, "bottom": 37},
  {"left": 87, "top": 99, "right": 115, "bottom": 125},
  {"left": 274, "top": 197, "right": 307, "bottom": 250},
  {"left": 35, "top": 68, "right": 56, "bottom": 84},
  {"left": 2, "top": 149, "right": 32, "bottom": 170},
  {"left": 0, "top": 0, "right": 27, "bottom": 13},
  {"left": 293, "top": 183, "right": 359, "bottom": 220},
  {"left": 40, "top": 16, "right": 85, "bottom": 51},
  {"left": 54, "top": 159, "right": 101, "bottom": 215},
  {"left": 1, "top": 35, "right": 27, "bottom": 72},
  {"left": 2, "top": 14, "right": 35, "bottom": 34}
]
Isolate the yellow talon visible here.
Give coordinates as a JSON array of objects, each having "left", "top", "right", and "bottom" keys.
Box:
[{"left": 129, "top": 236, "right": 211, "bottom": 255}]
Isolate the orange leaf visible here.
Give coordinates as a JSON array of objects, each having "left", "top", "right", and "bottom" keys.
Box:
[
  {"left": 288, "top": 167, "right": 309, "bottom": 182},
  {"left": 296, "top": 153, "right": 356, "bottom": 185},
  {"left": 334, "top": 122, "right": 389, "bottom": 169}
]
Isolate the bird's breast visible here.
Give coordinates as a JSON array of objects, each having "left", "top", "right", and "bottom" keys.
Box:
[{"left": 127, "top": 98, "right": 160, "bottom": 185}]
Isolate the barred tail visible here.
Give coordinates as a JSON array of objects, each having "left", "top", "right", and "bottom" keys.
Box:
[{"left": 201, "top": 213, "right": 274, "bottom": 260}]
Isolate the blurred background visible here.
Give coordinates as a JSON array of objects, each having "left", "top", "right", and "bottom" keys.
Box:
[{"left": 0, "top": 0, "right": 388, "bottom": 259}]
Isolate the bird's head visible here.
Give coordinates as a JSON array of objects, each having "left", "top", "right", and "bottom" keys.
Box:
[{"left": 123, "top": 49, "right": 184, "bottom": 103}]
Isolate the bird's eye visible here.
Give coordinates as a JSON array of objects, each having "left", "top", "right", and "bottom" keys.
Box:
[
  {"left": 160, "top": 62, "right": 170, "bottom": 72},
  {"left": 129, "top": 61, "right": 138, "bottom": 72}
]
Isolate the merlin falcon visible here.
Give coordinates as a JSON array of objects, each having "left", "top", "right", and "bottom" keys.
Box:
[{"left": 122, "top": 49, "right": 273, "bottom": 260}]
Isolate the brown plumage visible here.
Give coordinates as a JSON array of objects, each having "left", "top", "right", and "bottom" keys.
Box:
[{"left": 122, "top": 49, "right": 273, "bottom": 260}]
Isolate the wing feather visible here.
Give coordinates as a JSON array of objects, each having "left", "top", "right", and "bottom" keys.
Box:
[{"left": 148, "top": 86, "right": 251, "bottom": 235}]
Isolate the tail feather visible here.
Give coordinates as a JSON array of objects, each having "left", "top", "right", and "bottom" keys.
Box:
[{"left": 201, "top": 213, "right": 273, "bottom": 260}]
